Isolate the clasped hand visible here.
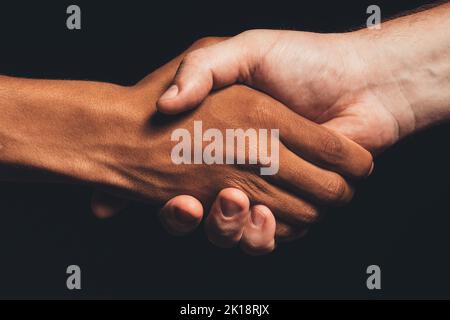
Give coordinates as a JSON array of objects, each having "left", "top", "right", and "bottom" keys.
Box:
[{"left": 89, "top": 38, "right": 373, "bottom": 255}]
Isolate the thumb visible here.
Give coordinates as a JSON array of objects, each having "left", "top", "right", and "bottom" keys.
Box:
[
  {"left": 159, "top": 195, "right": 204, "bottom": 236},
  {"left": 157, "top": 34, "right": 258, "bottom": 114}
]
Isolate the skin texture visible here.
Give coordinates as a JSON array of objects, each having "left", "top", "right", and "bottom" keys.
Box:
[
  {"left": 149, "top": 3, "right": 450, "bottom": 250},
  {"left": 158, "top": 4, "right": 450, "bottom": 153},
  {"left": 0, "top": 39, "right": 373, "bottom": 255}
]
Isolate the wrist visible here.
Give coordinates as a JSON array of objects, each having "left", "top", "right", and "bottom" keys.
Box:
[
  {"left": 339, "top": 33, "right": 413, "bottom": 143},
  {"left": 348, "top": 5, "right": 450, "bottom": 141}
]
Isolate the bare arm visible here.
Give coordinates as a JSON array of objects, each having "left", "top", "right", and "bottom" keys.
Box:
[
  {"left": 156, "top": 2, "right": 450, "bottom": 153},
  {"left": 355, "top": 2, "right": 450, "bottom": 138},
  {"left": 0, "top": 76, "right": 130, "bottom": 184}
]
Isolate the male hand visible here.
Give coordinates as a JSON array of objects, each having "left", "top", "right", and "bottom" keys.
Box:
[
  {"left": 150, "top": 22, "right": 438, "bottom": 245},
  {"left": 157, "top": 30, "right": 405, "bottom": 154},
  {"left": 135, "top": 31, "right": 386, "bottom": 250},
  {"left": 96, "top": 4, "right": 450, "bottom": 253},
  {"left": 90, "top": 38, "right": 372, "bottom": 254}
]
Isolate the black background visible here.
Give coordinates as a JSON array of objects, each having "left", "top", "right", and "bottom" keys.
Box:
[{"left": 0, "top": 0, "right": 448, "bottom": 299}]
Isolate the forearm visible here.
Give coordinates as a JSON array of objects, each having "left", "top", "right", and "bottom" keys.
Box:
[
  {"left": 0, "top": 38, "right": 204, "bottom": 188},
  {"left": 0, "top": 76, "right": 130, "bottom": 185},
  {"left": 355, "top": 2, "right": 450, "bottom": 138}
]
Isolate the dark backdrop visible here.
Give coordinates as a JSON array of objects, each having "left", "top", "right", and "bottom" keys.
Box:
[{"left": 0, "top": 0, "right": 448, "bottom": 299}]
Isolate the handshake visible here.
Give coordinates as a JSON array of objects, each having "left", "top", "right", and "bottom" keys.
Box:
[{"left": 0, "top": 4, "right": 449, "bottom": 255}]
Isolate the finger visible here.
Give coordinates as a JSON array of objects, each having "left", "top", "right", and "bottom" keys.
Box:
[
  {"left": 240, "top": 205, "right": 276, "bottom": 255},
  {"left": 157, "top": 32, "right": 267, "bottom": 114},
  {"left": 205, "top": 188, "right": 251, "bottom": 248},
  {"left": 264, "top": 101, "right": 374, "bottom": 180},
  {"left": 275, "top": 221, "right": 309, "bottom": 242},
  {"left": 159, "top": 195, "right": 203, "bottom": 236},
  {"left": 91, "top": 190, "right": 128, "bottom": 219},
  {"left": 271, "top": 144, "right": 355, "bottom": 206},
  {"left": 243, "top": 177, "right": 321, "bottom": 226},
  {"left": 322, "top": 116, "right": 382, "bottom": 156}
]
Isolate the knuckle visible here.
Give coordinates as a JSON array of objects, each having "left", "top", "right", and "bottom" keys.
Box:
[
  {"left": 192, "top": 36, "right": 225, "bottom": 48},
  {"left": 224, "top": 173, "right": 265, "bottom": 200},
  {"left": 322, "top": 132, "right": 344, "bottom": 159},
  {"left": 299, "top": 204, "right": 320, "bottom": 224},
  {"left": 176, "top": 51, "right": 207, "bottom": 84},
  {"left": 238, "top": 29, "right": 263, "bottom": 42},
  {"left": 183, "top": 50, "right": 205, "bottom": 67},
  {"left": 322, "top": 176, "right": 350, "bottom": 204}
]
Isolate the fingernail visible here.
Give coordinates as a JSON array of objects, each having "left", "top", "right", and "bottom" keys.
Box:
[
  {"left": 251, "top": 210, "right": 265, "bottom": 227},
  {"left": 368, "top": 162, "right": 375, "bottom": 176},
  {"left": 160, "top": 84, "right": 179, "bottom": 100},
  {"left": 220, "top": 198, "right": 243, "bottom": 217},
  {"left": 175, "top": 207, "right": 198, "bottom": 223}
]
